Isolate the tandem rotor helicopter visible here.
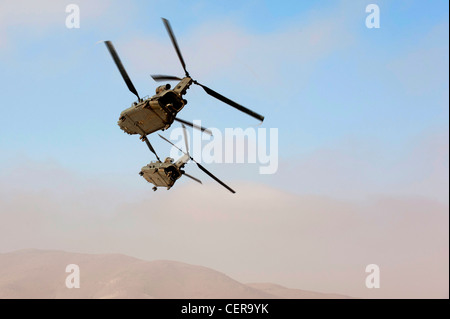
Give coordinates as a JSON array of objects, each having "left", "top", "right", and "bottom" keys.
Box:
[
  {"left": 140, "top": 124, "right": 236, "bottom": 193},
  {"left": 102, "top": 18, "right": 264, "bottom": 193}
]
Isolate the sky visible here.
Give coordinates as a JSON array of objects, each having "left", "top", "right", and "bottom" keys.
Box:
[{"left": 0, "top": 0, "right": 448, "bottom": 298}]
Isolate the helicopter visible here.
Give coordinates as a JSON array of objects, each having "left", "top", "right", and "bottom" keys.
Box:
[
  {"left": 139, "top": 124, "right": 235, "bottom": 193},
  {"left": 102, "top": 18, "right": 264, "bottom": 159}
]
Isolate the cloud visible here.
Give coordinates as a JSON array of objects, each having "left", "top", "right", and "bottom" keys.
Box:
[
  {"left": 269, "top": 128, "right": 449, "bottom": 204},
  {"left": 0, "top": 0, "right": 65, "bottom": 32},
  {"left": 0, "top": 159, "right": 448, "bottom": 299},
  {"left": 117, "top": 3, "right": 356, "bottom": 91},
  {"left": 0, "top": 1, "right": 447, "bottom": 299},
  {"left": 0, "top": 0, "right": 128, "bottom": 50},
  {"left": 388, "top": 22, "right": 449, "bottom": 97}
]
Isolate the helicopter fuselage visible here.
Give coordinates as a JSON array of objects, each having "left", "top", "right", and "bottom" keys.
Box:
[
  {"left": 139, "top": 154, "right": 190, "bottom": 190},
  {"left": 118, "top": 77, "right": 192, "bottom": 136}
]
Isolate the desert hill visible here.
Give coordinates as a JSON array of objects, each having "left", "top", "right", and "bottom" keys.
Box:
[{"left": 0, "top": 249, "right": 349, "bottom": 299}]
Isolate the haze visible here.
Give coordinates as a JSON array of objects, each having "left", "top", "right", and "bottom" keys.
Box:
[{"left": 0, "top": 0, "right": 448, "bottom": 299}]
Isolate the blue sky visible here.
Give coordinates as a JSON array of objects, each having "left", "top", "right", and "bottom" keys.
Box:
[
  {"left": 0, "top": 1, "right": 448, "bottom": 298},
  {"left": 0, "top": 0, "right": 448, "bottom": 200}
]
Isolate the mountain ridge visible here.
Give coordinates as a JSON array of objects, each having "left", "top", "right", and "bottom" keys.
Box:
[{"left": 0, "top": 249, "right": 351, "bottom": 299}]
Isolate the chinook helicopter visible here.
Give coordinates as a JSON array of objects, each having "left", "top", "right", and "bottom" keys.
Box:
[
  {"left": 102, "top": 18, "right": 264, "bottom": 159},
  {"left": 139, "top": 124, "right": 235, "bottom": 193}
]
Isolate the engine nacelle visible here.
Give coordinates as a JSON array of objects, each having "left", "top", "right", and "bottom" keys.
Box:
[{"left": 156, "top": 84, "right": 171, "bottom": 94}]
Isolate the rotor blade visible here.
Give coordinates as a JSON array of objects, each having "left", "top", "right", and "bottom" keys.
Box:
[
  {"left": 158, "top": 134, "right": 189, "bottom": 156},
  {"left": 162, "top": 18, "right": 189, "bottom": 76},
  {"left": 151, "top": 74, "right": 183, "bottom": 82},
  {"left": 195, "top": 162, "right": 236, "bottom": 194},
  {"left": 174, "top": 118, "right": 212, "bottom": 135},
  {"left": 104, "top": 41, "right": 140, "bottom": 101},
  {"left": 181, "top": 124, "right": 190, "bottom": 155},
  {"left": 159, "top": 133, "right": 235, "bottom": 193},
  {"left": 141, "top": 135, "right": 160, "bottom": 162},
  {"left": 195, "top": 82, "right": 264, "bottom": 122},
  {"left": 183, "top": 172, "right": 202, "bottom": 184}
]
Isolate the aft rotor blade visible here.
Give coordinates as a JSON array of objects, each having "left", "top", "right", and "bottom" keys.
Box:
[
  {"left": 104, "top": 41, "right": 140, "bottom": 101},
  {"left": 181, "top": 124, "right": 190, "bottom": 155},
  {"left": 174, "top": 118, "right": 212, "bottom": 135},
  {"left": 151, "top": 74, "right": 183, "bottom": 82},
  {"left": 159, "top": 133, "right": 235, "bottom": 193},
  {"left": 195, "top": 82, "right": 264, "bottom": 122},
  {"left": 158, "top": 134, "right": 188, "bottom": 156},
  {"left": 162, "top": 18, "right": 189, "bottom": 76},
  {"left": 195, "top": 162, "right": 236, "bottom": 194},
  {"left": 183, "top": 172, "right": 202, "bottom": 184}
]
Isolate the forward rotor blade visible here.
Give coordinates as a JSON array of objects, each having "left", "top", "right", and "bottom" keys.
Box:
[
  {"left": 181, "top": 124, "right": 189, "bottom": 155},
  {"left": 158, "top": 134, "right": 188, "bottom": 156},
  {"left": 174, "top": 118, "right": 213, "bottom": 135},
  {"left": 183, "top": 172, "right": 202, "bottom": 184},
  {"left": 195, "top": 82, "right": 264, "bottom": 122},
  {"left": 195, "top": 162, "right": 236, "bottom": 194},
  {"left": 162, "top": 18, "right": 189, "bottom": 76},
  {"left": 141, "top": 135, "right": 160, "bottom": 162},
  {"left": 151, "top": 74, "right": 183, "bottom": 82},
  {"left": 104, "top": 41, "right": 140, "bottom": 101}
]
